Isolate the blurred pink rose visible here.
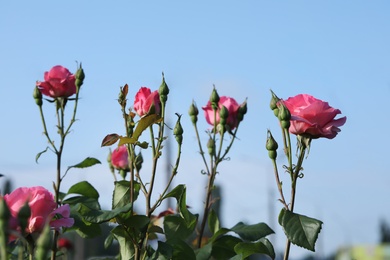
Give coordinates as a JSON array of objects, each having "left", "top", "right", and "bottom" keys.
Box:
[
  {"left": 202, "top": 96, "right": 241, "bottom": 130},
  {"left": 111, "top": 145, "right": 129, "bottom": 170},
  {"left": 3, "top": 186, "right": 74, "bottom": 234},
  {"left": 57, "top": 237, "right": 73, "bottom": 250},
  {"left": 133, "top": 87, "right": 161, "bottom": 117},
  {"left": 282, "top": 94, "right": 347, "bottom": 139},
  {"left": 36, "top": 65, "right": 76, "bottom": 98}
]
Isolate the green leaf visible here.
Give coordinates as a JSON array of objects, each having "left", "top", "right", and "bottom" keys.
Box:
[
  {"left": 81, "top": 203, "right": 133, "bottom": 223},
  {"left": 151, "top": 241, "right": 173, "bottom": 260},
  {"left": 67, "top": 181, "right": 99, "bottom": 199},
  {"left": 211, "top": 235, "right": 242, "bottom": 259},
  {"left": 111, "top": 225, "right": 135, "bottom": 260},
  {"left": 62, "top": 196, "right": 100, "bottom": 210},
  {"left": 126, "top": 215, "right": 150, "bottom": 232},
  {"left": 67, "top": 157, "right": 101, "bottom": 169},
  {"left": 163, "top": 215, "right": 194, "bottom": 240},
  {"left": 133, "top": 114, "right": 162, "bottom": 140},
  {"left": 112, "top": 180, "right": 140, "bottom": 209},
  {"left": 231, "top": 222, "right": 274, "bottom": 242},
  {"left": 208, "top": 227, "right": 230, "bottom": 243},
  {"left": 163, "top": 185, "right": 198, "bottom": 227},
  {"left": 35, "top": 147, "right": 49, "bottom": 163},
  {"left": 148, "top": 225, "right": 164, "bottom": 235},
  {"left": 234, "top": 238, "right": 275, "bottom": 259},
  {"left": 195, "top": 242, "right": 212, "bottom": 260},
  {"left": 67, "top": 206, "right": 101, "bottom": 238},
  {"left": 208, "top": 208, "right": 220, "bottom": 235},
  {"left": 118, "top": 136, "right": 136, "bottom": 146},
  {"left": 166, "top": 238, "right": 196, "bottom": 260},
  {"left": 278, "top": 208, "right": 323, "bottom": 251}
]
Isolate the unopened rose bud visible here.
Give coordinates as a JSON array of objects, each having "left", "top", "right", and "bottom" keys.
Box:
[
  {"left": 75, "top": 64, "right": 85, "bottom": 89},
  {"left": 237, "top": 99, "right": 248, "bottom": 122},
  {"left": 210, "top": 87, "right": 220, "bottom": 110},
  {"left": 281, "top": 120, "right": 290, "bottom": 129},
  {"left": 278, "top": 103, "right": 291, "bottom": 122},
  {"left": 188, "top": 102, "right": 199, "bottom": 124},
  {"left": 266, "top": 131, "right": 278, "bottom": 160},
  {"left": 33, "top": 86, "right": 43, "bottom": 106},
  {"left": 207, "top": 137, "right": 215, "bottom": 156},
  {"left": 159, "top": 73, "right": 169, "bottom": 104},
  {"left": 219, "top": 105, "right": 229, "bottom": 125},
  {"left": 270, "top": 90, "right": 280, "bottom": 110},
  {"left": 174, "top": 115, "right": 184, "bottom": 144}
]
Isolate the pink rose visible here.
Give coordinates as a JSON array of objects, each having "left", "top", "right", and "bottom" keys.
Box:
[
  {"left": 57, "top": 237, "right": 73, "bottom": 250},
  {"left": 133, "top": 87, "right": 161, "bottom": 117},
  {"left": 282, "top": 94, "right": 347, "bottom": 139},
  {"left": 36, "top": 65, "right": 76, "bottom": 98},
  {"left": 3, "top": 186, "right": 74, "bottom": 234},
  {"left": 111, "top": 145, "right": 129, "bottom": 170},
  {"left": 202, "top": 96, "right": 241, "bottom": 130}
]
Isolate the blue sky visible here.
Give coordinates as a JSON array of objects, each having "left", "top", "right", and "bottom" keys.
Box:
[{"left": 1, "top": 1, "right": 390, "bottom": 258}]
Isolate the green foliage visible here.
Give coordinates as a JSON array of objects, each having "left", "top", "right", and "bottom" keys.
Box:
[
  {"left": 278, "top": 208, "right": 323, "bottom": 251},
  {"left": 67, "top": 181, "right": 100, "bottom": 199},
  {"left": 231, "top": 222, "right": 274, "bottom": 241},
  {"left": 234, "top": 238, "right": 275, "bottom": 259},
  {"left": 208, "top": 209, "right": 220, "bottom": 235},
  {"left": 166, "top": 238, "right": 196, "bottom": 260},
  {"left": 112, "top": 180, "right": 140, "bottom": 209},
  {"left": 35, "top": 147, "right": 48, "bottom": 163},
  {"left": 118, "top": 114, "right": 162, "bottom": 146},
  {"left": 211, "top": 235, "right": 242, "bottom": 259},
  {"left": 66, "top": 157, "right": 101, "bottom": 171},
  {"left": 111, "top": 225, "right": 135, "bottom": 260}
]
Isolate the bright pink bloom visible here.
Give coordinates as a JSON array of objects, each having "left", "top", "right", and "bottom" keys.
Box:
[
  {"left": 36, "top": 65, "right": 76, "bottom": 98},
  {"left": 133, "top": 87, "right": 161, "bottom": 117},
  {"left": 282, "top": 94, "right": 347, "bottom": 139},
  {"left": 202, "top": 96, "right": 241, "bottom": 130},
  {"left": 3, "top": 186, "right": 74, "bottom": 234},
  {"left": 111, "top": 145, "right": 129, "bottom": 170}
]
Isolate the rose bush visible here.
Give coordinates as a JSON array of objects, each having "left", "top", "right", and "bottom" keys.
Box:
[
  {"left": 133, "top": 87, "right": 161, "bottom": 117},
  {"left": 202, "top": 96, "right": 241, "bottom": 130},
  {"left": 282, "top": 94, "right": 347, "bottom": 139},
  {"left": 36, "top": 65, "right": 76, "bottom": 98},
  {"left": 111, "top": 145, "right": 129, "bottom": 170},
  {"left": 3, "top": 186, "right": 74, "bottom": 234}
]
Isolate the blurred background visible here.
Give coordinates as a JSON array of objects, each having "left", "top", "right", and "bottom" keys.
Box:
[{"left": 1, "top": 1, "right": 390, "bottom": 259}]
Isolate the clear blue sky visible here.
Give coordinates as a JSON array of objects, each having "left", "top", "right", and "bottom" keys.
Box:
[{"left": 1, "top": 1, "right": 390, "bottom": 258}]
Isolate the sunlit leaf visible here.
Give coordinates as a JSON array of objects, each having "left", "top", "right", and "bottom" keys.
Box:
[
  {"left": 208, "top": 208, "right": 220, "bottom": 235},
  {"left": 132, "top": 114, "right": 162, "bottom": 140},
  {"left": 234, "top": 238, "right": 275, "bottom": 259},
  {"left": 112, "top": 180, "right": 140, "bottom": 209},
  {"left": 101, "top": 133, "right": 120, "bottom": 147},
  {"left": 67, "top": 181, "right": 99, "bottom": 199},
  {"left": 278, "top": 208, "right": 323, "bottom": 251},
  {"left": 111, "top": 225, "right": 135, "bottom": 259},
  {"left": 118, "top": 136, "right": 136, "bottom": 146},
  {"left": 35, "top": 147, "right": 49, "bottom": 163},
  {"left": 195, "top": 242, "right": 212, "bottom": 260}
]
